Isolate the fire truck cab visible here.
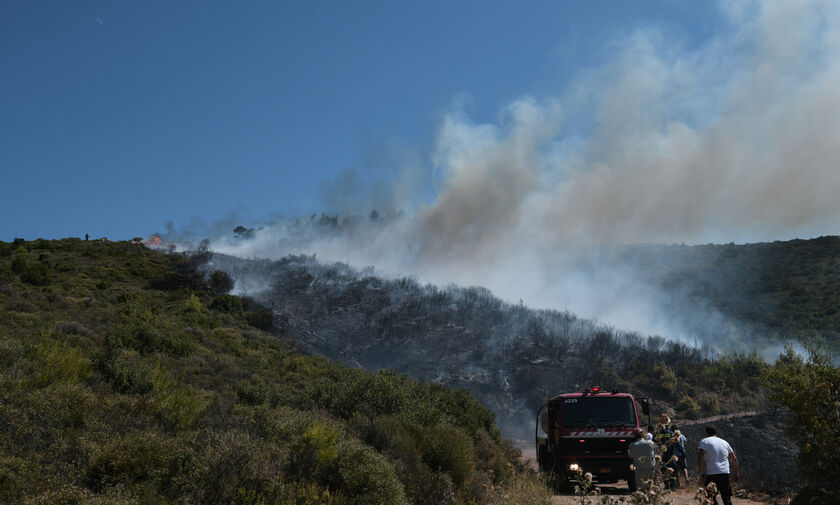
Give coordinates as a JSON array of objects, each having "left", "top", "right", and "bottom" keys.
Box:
[{"left": 536, "top": 387, "right": 650, "bottom": 491}]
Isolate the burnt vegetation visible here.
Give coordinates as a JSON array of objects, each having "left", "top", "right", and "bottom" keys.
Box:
[{"left": 207, "top": 252, "right": 770, "bottom": 435}]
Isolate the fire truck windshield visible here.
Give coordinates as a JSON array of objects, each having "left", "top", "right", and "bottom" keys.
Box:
[{"left": 559, "top": 397, "right": 637, "bottom": 428}]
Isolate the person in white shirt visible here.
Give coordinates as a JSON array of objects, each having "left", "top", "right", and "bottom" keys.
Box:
[{"left": 698, "top": 425, "right": 739, "bottom": 505}]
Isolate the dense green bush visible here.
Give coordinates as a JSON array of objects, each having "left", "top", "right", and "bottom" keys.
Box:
[
  {"left": 87, "top": 431, "right": 180, "bottom": 490},
  {"left": 24, "top": 484, "right": 138, "bottom": 505},
  {"left": 335, "top": 439, "right": 405, "bottom": 505},
  {"left": 421, "top": 424, "right": 475, "bottom": 487},
  {"left": 21, "top": 263, "right": 50, "bottom": 285},
  {"left": 211, "top": 294, "right": 243, "bottom": 313},
  {"left": 11, "top": 255, "right": 27, "bottom": 274},
  {"left": 151, "top": 363, "right": 205, "bottom": 430},
  {"left": 763, "top": 344, "right": 840, "bottom": 504},
  {"left": 183, "top": 293, "right": 202, "bottom": 313},
  {"left": 28, "top": 339, "right": 91, "bottom": 388},
  {"left": 209, "top": 270, "right": 234, "bottom": 294},
  {"left": 210, "top": 327, "right": 243, "bottom": 354},
  {"left": 0, "top": 456, "right": 32, "bottom": 504},
  {"left": 247, "top": 308, "right": 273, "bottom": 330},
  {"left": 675, "top": 394, "right": 700, "bottom": 418},
  {"left": 95, "top": 354, "right": 153, "bottom": 394}
]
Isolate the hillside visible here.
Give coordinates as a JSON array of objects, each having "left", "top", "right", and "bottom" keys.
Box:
[
  {"left": 0, "top": 238, "right": 550, "bottom": 505},
  {"left": 610, "top": 236, "right": 840, "bottom": 351},
  {"left": 201, "top": 249, "right": 805, "bottom": 495},
  {"left": 205, "top": 252, "right": 770, "bottom": 435}
]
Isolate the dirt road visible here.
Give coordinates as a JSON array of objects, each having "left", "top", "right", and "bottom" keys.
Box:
[
  {"left": 519, "top": 446, "right": 774, "bottom": 505},
  {"left": 548, "top": 486, "right": 772, "bottom": 505}
]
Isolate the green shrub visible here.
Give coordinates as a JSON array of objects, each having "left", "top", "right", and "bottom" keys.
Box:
[
  {"left": 236, "top": 378, "right": 268, "bottom": 406},
  {"left": 697, "top": 391, "right": 720, "bottom": 413},
  {"left": 96, "top": 354, "right": 153, "bottom": 394},
  {"left": 120, "top": 321, "right": 162, "bottom": 353},
  {"left": 290, "top": 482, "right": 348, "bottom": 505},
  {"left": 29, "top": 382, "right": 95, "bottom": 430},
  {"left": 474, "top": 428, "right": 511, "bottom": 483},
  {"left": 32, "top": 239, "right": 50, "bottom": 250},
  {"left": 151, "top": 363, "right": 205, "bottom": 430},
  {"left": 210, "top": 294, "right": 243, "bottom": 313},
  {"left": 675, "top": 394, "right": 700, "bottom": 419},
  {"left": 184, "top": 294, "right": 202, "bottom": 313},
  {"left": 307, "top": 422, "right": 340, "bottom": 465},
  {"left": 335, "top": 439, "right": 405, "bottom": 505},
  {"left": 87, "top": 431, "right": 189, "bottom": 494},
  {"left": 421, "top": 425, "right": 475, "bottom": 487},
  {"left": 0, "top": 456, "right": 32, "bottom": 504},
  {"left": 194, "top": 430, "right": 262, "bottom": 505},
  {"left": 23, "top": 484, "right": 140, "bottom": 505},
  {"left": 763, "top": 344, "right": 840, "bottom": 504},
  {"left": 29, "top": 339, "right": 91, "bottom": 388},
  {"left": 288, "top": 421, "right": 342, "bottom": 483},
  {"left": 165, "top": 330, "right": 195, "bottom": 357},
  {"left": 11, "top": 256, "right": 27, "bottom": 274},
  {"left": 209, "top": 270, "right": 234, "bottom": 294},
  {"left": 247, "top": 309, "right": 273, "bottom": 330},
  {"left": 651, "top": 363, "right": 678, "bottom": 398},
  {"left": 21, "top": 263, "right": 51, "bottom": 286},
  {"left": 407, "top": 469, "right": 454, "bottom": 505},
  {"left": 210, "top": 327, "right": 243, "bottom": 354}
]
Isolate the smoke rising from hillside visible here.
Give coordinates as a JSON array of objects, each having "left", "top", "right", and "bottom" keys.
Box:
[{"left": 186, "top": 2, "right": 840, "bottom": 343}]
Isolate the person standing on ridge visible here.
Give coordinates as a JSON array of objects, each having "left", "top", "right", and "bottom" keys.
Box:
[{"left": 698, "top": 425, "right": 739, "bottom": 505}]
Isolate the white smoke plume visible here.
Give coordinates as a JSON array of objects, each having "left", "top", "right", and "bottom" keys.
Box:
[{"left": 193, "top": 1, "right": 840, "bottom": 342}]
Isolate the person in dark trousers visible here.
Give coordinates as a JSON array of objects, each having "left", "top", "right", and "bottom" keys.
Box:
[
  {"left": 698, "top": 425, "right": 739, "bottom": 505},
  {"left": 670, "top": 428, "right": 688, "bottom": 487}
]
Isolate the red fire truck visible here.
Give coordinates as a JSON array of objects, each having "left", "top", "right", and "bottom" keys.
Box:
[{"left": 536, "top": 386, "right": 651, "bottom": 491}]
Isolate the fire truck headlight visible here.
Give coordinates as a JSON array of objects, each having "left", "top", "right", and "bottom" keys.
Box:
[{"left": 569, "top": 463, "right": 580, "bottom": 471}]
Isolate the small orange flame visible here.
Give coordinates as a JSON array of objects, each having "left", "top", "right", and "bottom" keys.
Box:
[{"left": 143, "top": 234, "right": 163, "bottom": 247}]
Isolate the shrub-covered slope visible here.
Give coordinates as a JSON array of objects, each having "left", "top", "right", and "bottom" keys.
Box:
[
  {"left": 204, "top": 253, "right": 770, "bottom": 436},
  {"left": 0, "top": 238, "right": 547, "bottom": 505},
  {"left": 611, "top": 236, "right": 840, "bottom": 351}
]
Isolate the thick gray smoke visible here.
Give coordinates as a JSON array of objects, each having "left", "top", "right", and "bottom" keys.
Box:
[{"left": 195, "top": 1, "right": 839, "bottom": 344}]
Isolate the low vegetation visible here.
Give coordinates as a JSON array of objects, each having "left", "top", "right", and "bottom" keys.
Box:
[{"left": 0, "top": 238, "right": 552, "bottom": 505}]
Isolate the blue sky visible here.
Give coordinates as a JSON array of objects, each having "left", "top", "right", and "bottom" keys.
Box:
[{"left": 0, "top": 1, "right": 727, "bottom": 241}]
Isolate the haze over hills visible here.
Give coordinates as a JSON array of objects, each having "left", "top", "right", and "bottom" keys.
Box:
[
  {"left": 194, "top": 232, "right": 840, "bottom": 422},
  {"left": 183, "top": 218, "right": 840, "bottom": 354}
]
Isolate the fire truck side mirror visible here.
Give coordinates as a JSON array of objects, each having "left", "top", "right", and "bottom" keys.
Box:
[{"left": 639, "top": 399, "right": 650, "bottom": 416}]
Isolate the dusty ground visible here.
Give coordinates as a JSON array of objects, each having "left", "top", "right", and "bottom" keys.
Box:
[
  {"left": 547, "top": 485, "right": 774, "bottom": 505},
  {"left": 519, "top": 446, "right": 776, "bottom": 505}
]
